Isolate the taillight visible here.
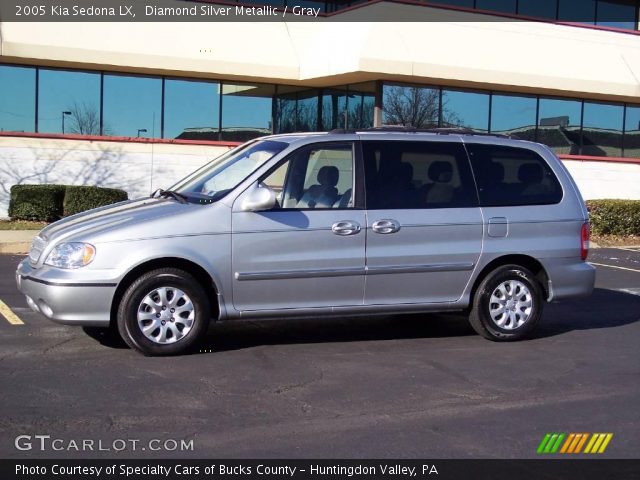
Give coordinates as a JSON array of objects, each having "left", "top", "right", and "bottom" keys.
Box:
[{"left": 581, "top": 222, "right": 590, "bottom": 261}]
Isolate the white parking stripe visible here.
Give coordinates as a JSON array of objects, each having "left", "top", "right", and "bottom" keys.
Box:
[{"left": 590, "top": 262, "right": 640, "bottom": 274}]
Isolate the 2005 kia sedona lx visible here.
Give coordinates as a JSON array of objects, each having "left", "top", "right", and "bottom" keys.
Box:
[{"left": 16, "top": 130, "right": 595, "bottom": 355}]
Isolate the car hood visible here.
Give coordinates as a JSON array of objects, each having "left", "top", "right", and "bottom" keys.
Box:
[{"left": 37, "top": 197, "right": 203, "bottom": 245}]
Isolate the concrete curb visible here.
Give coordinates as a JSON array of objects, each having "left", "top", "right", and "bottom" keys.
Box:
[{"left": 0, "top": 231, "right": 36, "bottom": 255}]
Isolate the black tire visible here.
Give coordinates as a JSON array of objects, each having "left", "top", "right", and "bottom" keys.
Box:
[
  {"left": 469, "top": 264, "right": 543, "bottom": 341},
  {"left": 116, "top": 268, "right": 210, "bottom": 356}
]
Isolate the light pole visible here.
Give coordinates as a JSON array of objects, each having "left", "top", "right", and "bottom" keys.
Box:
[
  {"left": 137, "top": 128, "right": 148, "bottom": 138},
  {"left": 61, "top": 111, "right": 72, "bottom": 134}
]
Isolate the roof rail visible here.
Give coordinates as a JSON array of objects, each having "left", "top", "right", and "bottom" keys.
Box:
[{"left": 361, "top": 126, "right": 511, "bottom": 138}]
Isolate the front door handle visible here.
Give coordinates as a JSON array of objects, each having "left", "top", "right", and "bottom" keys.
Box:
[
  {"left": 332, "top": 220, "right": 361, "bottom": 236},
  {"left": 372, "top": 219, "right": 401, "bottom": 234}
]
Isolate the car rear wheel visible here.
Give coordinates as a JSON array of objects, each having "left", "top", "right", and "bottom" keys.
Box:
[
  {"left": 117, "top": 268, "right": 210, "bottom": 356},
  {"left": 469, "top": 264, "right": 543, "bottom": 341}
]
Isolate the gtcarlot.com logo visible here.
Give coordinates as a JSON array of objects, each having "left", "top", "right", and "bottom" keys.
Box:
[{"left": 537, "top": 433, "right": 613, "bottom": 454}]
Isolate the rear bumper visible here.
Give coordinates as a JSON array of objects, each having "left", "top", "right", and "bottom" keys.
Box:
[
  {"left": 544, "top": 258, "right": 596, "bottom": 301},
  {"left": 15, "top": 259, "right": 114, "bottom": 327}
]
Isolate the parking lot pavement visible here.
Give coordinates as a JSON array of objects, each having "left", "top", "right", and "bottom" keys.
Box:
[{"left": 0, "top": 252, "right": 639, "bottom": 459}]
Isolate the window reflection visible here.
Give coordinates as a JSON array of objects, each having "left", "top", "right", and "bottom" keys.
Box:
[
  {"left": 426, "top": 0, "right": 474, "bottom": 7},
  {"left": 441, "top": 89, "right": 490, "bottom": 132},
  {"left": 165, "top": 78, "right": 219, "bottom": 141},
  {"left": 221, "top": 82, "right": 274, "bottom": 141},
  {"left": 476, "top": 0, "right": 517, "bottom": 14},
  {"left": 517, "top": 0, "right": 557, "bottom": 19},
  {"left": 538, "top": 97, "right": 582, "bottom": 155},
  {"left": 103, "top": 74, "right": 161, "bottom": 137},
  {"left": 582, "top": 101, "right": 624, "bottom": 157},
  {"left": 346, "top": 82, "right": 376, "bottom": 129},
  {"left": 275, "top": 88, "right": 319, "bottom": 133},
  {"left": 322, "top": 88, "right": 348, "bottom": 131},
  {"left": 0, "top": 65, "right": 35, "bottom": 133},
  {"left": 624, "top": 106, "right": 640, "bottom": 158},
  {"left": 490, "top": 94, "right": 537, "bottom": 140},
  {"left": 382, "top": 84, "right": 440, "bottom": 128},
  {"left": 558, "top": 0, "right": 596, "bottom": 22},
  {"left": 596, "top": 0, "right": 638, "bottom": 30},
  {"left": 38, "top": 69, "right": 101, "bottom": 135}
]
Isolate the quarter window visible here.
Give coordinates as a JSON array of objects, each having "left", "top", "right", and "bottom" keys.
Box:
[
  {"left": 466, "top": 144, "right": 563, "bottom": 206},
  {"left": 362, "top": 141, "right": 478, "bottom": 210},
  {"left": 262, "top": 143, "right": 354, "bottom": 209}
]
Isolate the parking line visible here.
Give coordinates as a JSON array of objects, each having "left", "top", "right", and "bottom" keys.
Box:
[
  {"left": 590, "top": 262, "right": 640, "bottom": 274},
  {"left": 0, "top": 299, "right": 24, "bottom": 325}
]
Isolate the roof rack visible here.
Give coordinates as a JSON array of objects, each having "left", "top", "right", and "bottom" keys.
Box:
[{"left": 328, "top": 126, "right": 511, "bottom": 138}]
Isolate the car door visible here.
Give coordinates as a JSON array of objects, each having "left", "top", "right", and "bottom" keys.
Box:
[
  {"left": 362, "top": 138, "right": 483, "bottom": 305},
  {"left": 231, "top": 141, "right": 366, "bottom": 312}
]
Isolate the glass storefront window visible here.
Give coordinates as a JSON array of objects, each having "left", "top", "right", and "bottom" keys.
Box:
[
  {"left": 322, "top": 89, "right": 348, "bottom": 131},
  {"left": 490, "top": 94, "right": 537, "bottom": 140},
  {"left": 558, "top": 0, "right": 596, "bottom": 22},
  {"left": 221, "top": 83, "right": 274, "bottom": 141},
  {"left": 0, "top": 65, "right": 36, "bottom": 133},
  {"left": 596, "top": 0, "right": 638, "bottom": 30},
  {"left": 275, "top": 88, "right": 319, "bottom": 133},
  {"left": 382, "top": 84, "right": 440, "bottom": 128},
  {"left": 517, "top": 0, "right": 558, "bottom": 19},
  {"left": 441, "top": 89, "right": 490, "bottom": 132},
  {"left": 538, "top": 97, "right": 582, "bottom": 155},
  {"left": 427, "top": 0, "right": 474, "bottom": 7},
  {"left": 164, "top": 78, "right": 219, "bottom": 141},
  {"left": 624, "top": 105, "right": 640, "bottom": 157},
  {"left": 38, "top": 69, "right": 101, "bottom": 135},
  {"left": 103, "top": 74, "right": 161, "bottom": 137},
  {"left": 346, "top": 82, "right": 376, "bottom": 130},
  {"left": 582, "top": 101, "right": 624, "bottom": 156},
  {"left": 476, "top": 0, "right": 517, "bottom": 14}
]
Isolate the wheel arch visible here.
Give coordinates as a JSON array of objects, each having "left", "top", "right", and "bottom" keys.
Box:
[
  {"left": 469, "top": 254, "right": 550, "bottom": 303},
  {"left": 110, "top": 257, "right": 221, "bottom": 327}
]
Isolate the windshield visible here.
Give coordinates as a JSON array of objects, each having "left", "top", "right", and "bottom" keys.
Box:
[{"left": 170, "top": 139, "right": 288, "bottom": 202}]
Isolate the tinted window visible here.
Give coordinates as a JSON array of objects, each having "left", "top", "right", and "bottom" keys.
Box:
[
  {"left": 164, "top": 78, "right": 219, "bottom": 140},
  {"left": 363, "top": 141, "right": 478, "bottom": 210},
  {"left": 490, "top": 94, "right": 537, "bottom": 140},
  {"left": 262, "top": 143, "right": 354, "bottom": 209},
  {"left": 558, "top": 0, "right": 596, "bottom": 22},
  {"left": 274, "top": 88, "right": 319, "bottom": 133},
  {"left": 476, "top": 0, "right": 517, "bottom": 14},
  {"left": 517, "top": 0, "right": 558, "bottom": 19},
  {"left": 441, "top": 89, "right": 490, "bottom": 132},
  {"left": 428, "top": 0, "right": 474, "bottom": 7},
  {"left": 596, "top": 0, "right": 637, "bottom": 30},
  {"left": 624, "top": 105, "right": 640, "bottom": 158},
  {"left": 582, "top": 101, "right": 623, "bottom": 157},
  {"left": 466, "top": 144, "right": 563, "bottom": 206},
  {"left": 0, "top": 65, "right": 35, "bottom": 133},
  {"left": 538, "top": 97, "right": 582, "bottom": 155},
  {"left": 221, "top": 82, "right": 274, "bottom": 142},
  {"left": 382, "top": 84, "right": 440, "bottom": 128},
  {"left": 103, "top": 74, "right": 161, "bottom": 137}
]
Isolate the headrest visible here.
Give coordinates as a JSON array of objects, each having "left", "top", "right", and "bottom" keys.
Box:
[
  {"left": 317, "top": 165, "right": 339, "bottom": 187},
  {"left": 428, "top": 161, "right": 453, "bottom": 183},
  {"left": 518, "top": 163, "right": 543, "bottom": 184}
]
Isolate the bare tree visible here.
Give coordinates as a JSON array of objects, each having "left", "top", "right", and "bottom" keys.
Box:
[
  {"left": 383, "top": 86, "right": 462, "bottom": 128},
  {"left": 66, "top": 102, "right": 111, "bottom": 135}
]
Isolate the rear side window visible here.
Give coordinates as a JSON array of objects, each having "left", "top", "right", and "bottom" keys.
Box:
[
  {"left": 466, "top": 144, "right": 563, "bottom": 207},
  {"left": 362, "top": 141, "right": 478, "bottom": 209}
]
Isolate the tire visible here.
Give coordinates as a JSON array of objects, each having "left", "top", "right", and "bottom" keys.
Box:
[
  {"left": 116, "top": 268, "right": 210, "bottom": 356},
  {"left": 469, "top": 264, "right": 543, "bottom": 341}
]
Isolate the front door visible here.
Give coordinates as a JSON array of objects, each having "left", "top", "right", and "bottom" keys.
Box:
[{"left": 231, "top": 141, "right": 366, "bottom": 312}]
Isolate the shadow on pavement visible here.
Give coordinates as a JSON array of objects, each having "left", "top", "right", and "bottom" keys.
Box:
[{"left": 80, "top": 288, "right": 640, "bottom": 353}]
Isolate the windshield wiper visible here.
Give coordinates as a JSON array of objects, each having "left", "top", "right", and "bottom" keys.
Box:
[{"left": 151, "top": 188, "right": 188, "bottom": 204}]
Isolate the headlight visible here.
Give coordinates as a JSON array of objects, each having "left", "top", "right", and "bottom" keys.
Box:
[{"left": 45, "top": 243, "right": 96, "bottom": 269}]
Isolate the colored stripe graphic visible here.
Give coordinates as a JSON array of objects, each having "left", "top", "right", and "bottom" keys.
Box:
[{"left": 538, "top": 433, "right": 613, "bottom": 454}]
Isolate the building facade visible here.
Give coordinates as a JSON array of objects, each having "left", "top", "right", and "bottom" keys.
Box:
[{"left": 1, "top": 0, "right": 639, "bottom": 217}]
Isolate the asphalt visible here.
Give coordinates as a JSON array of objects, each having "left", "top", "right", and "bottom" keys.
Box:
[{"left": 0, "top": 251, "right": 638, "bottom": 459}]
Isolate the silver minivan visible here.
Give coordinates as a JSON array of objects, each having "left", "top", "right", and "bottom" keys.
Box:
[{"left": 16, "top": 130, "right": 595, "bottom": 355}]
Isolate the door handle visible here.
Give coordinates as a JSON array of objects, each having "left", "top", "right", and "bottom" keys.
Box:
[
  {"left": 372, "top": 219, "right": 401, "bottom": 234},
  {"left": 331, "top": 220, "right": 361, "bottom": 236}
]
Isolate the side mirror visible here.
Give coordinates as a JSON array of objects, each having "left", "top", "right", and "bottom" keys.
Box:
[{"left": 239, "top": 183, "right": 277, "bottom": 212}]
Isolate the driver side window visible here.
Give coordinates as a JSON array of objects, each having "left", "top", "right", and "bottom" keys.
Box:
[{"left": 262, "top": 143, "right": 354, "bottom": 210}]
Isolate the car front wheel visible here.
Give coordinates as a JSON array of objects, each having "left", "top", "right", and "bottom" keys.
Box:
[
  {"left": 469, "top": 264, "right": 543, "bottom": 341},
  {"left": 117, "top": 268, "right": 210, "bottom": 356}
]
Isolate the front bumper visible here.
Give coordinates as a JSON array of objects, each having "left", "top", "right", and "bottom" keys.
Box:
[{"left": 16, "top": 259, "right": 115, "bottom": 327}]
